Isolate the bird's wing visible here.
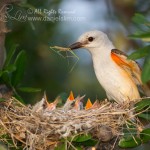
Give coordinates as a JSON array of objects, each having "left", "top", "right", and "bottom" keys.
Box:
[
  {"left": 111, "top": 49, "right": 150, "bottom": 96},
  {"left": 111, "top": 49, "right": 142, "bottom": 86}
]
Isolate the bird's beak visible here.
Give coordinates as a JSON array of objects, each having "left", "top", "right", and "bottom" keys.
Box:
[{"left": 69, "top": 42, "right": 83, "bottom": 50}]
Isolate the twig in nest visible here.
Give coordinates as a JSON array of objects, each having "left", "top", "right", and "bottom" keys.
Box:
[
  {"left": 110, "top": 135, "right": 119, "bottom": 150},
  {"left": 125, "top": 121, "right": 139, "bottom": 145}
]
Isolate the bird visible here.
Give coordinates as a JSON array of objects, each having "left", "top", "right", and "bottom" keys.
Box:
[{"left": 69, "top": 30, "right": 150, "bottom": 104}]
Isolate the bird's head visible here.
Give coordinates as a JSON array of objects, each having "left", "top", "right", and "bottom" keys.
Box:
[{"left": 69, "top": 30, "right": 111, "bottom": 52}]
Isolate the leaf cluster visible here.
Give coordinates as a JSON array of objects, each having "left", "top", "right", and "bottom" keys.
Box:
[
  {"left": 0, "top": 44, "right": 41, "bottom": 102},
  {"left": 128, "top": 13, "right": 150, "bottom": 83},
  {"left": 119, "top": 98, "right": 150, "bottom": 148}
]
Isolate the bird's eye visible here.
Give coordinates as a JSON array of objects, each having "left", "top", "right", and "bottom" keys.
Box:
[{"left": 88, "top": 37, "right": 94, "bottom": 42}]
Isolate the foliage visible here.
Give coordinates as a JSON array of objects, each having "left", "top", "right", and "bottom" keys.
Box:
[
  {"left": 118, "top": 98, "right": 150, "bottom": 148},
  {"left": 0, "top": 44, "right": 41, "bottom": 102},
  {"left": 118, "top": 13, "right": 150, "bottom": 148},
  {"left": 119, "top": 126, "right": 150, "bottom": 148},
  {"left": 128, "top": 13, "right": 150, "bottom": 83},
  {"left": 119, "top": 136, "right": 141, "bottom": 148},
  {"left": 55, "top": 134, "right": 97, "bottom": 150},
  {"left": 140, "top": 128, "right": 150, "bottom": 143}
]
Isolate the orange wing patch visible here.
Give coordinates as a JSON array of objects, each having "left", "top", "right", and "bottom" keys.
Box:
[
  {"left": 111, "top": 52, "right": 128, "bottom": 66},
  {"left": 111, "top": 49, "right": 142, "bottom": 85}
]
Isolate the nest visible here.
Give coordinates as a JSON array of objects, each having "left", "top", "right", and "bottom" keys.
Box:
[{"left": 0, "top": 98, "right": 143, "bottom": 150}]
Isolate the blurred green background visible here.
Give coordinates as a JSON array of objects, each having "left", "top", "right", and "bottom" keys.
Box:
[{"left": 5, "top": 0, "right": 150, "bottom": 103}]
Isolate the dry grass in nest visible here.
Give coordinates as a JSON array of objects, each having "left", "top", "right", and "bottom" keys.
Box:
[{"left": 0, "top": 98, "right": 144, "bottom": 150}]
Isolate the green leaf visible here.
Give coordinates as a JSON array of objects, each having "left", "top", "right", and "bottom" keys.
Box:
[
  {"left": 132, "top": 14, "right": 148, "bottom": 24},
  {"left": 129, "top": 32, "right": 150, "bottom": 39},
  {"left": 135, "top": 99, "right": 150, "bottom": 111},
  {"left": 1, "top": 71, "right": 11, "bottom": 86},
  {"left": 4, "top": 65, "right": 16, "bottom": 73},
  {"left": 0, "top": 70, "right": 3, "bottom": 77},
  {"left": 119, "top": 136, "right": 141, "bottom": 148},
  {"left": 76, "top": 139, "right": 97, "bottom": 147},
  {"left": 4, "top": 44, "right": 18, "bottom": 67},
  {"left": 13, "top": 92, "right": 24, "bottom": 103},
  {"left": 76, "top": 147, "right": 82, "bottom": 150},
  {"left": 73, "top": 134, "right": 92, "bottom": 142},
  {"left": 123, "top": 125, "right": 137, "bottom": 137},
  {"left": 128, "top": 45, "right": 150, "bottom": 60},
  {"left": 138, "top": 113, "right": 150, "bottom": 120},
  {"left": 54, "top": 143, "right": 66, "bottom": 150},
  {"left": 11, "top": 50, "right": 27, "bottom": 87},
  {"left": 0, "top": 98, "right": 6, "bottom": 102},
  {"left": 141, "top": 53, "right": 150, "bottom": 83},
  {"left": 0, "top": 135, "right": 15, "bottom": 149},
  {"left": 18, "top": 87, "right": 41, "bottom": 93},
  {"left": 140, "top": 128, "right": 150, "bottom": 143},
  {"left": 0, "top": 142, "right": 8, "bottom": 150}
]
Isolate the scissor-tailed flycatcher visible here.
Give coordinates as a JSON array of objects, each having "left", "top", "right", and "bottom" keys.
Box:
[{"left": 69, "top": 30, "right": 150, "bottom": 104}]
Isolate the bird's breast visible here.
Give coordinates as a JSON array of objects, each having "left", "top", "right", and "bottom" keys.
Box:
[{"left": 92, "top": 53, "right": 140, "bottom": 102}]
